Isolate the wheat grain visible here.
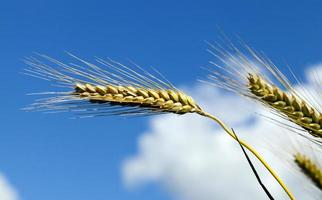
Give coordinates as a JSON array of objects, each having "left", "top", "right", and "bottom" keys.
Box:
[
  {"left": 294, "top": 153, "right": 322, "bottom": 189},
  {"left": 248, "top": 74, "right": 322, "bottom": 138}
]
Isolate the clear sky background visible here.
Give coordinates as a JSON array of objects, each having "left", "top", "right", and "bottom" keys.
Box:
[{"left": 1, "top": 1, "right": 322, "bottom": 200}]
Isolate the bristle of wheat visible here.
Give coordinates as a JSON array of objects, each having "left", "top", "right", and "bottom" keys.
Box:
[
  {"left": 294, "top": 153, "right": 322, "bottom": 189},
  {"left": 248, "top": 74, "right": 322, "bottom": 138},
  {"left": 73, "top": 83, "right": 201, "bottom": 114}
]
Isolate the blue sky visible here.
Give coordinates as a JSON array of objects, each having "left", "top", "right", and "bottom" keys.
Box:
[{"left": 1, "top": 1, "right": 322, "bottom": 200}]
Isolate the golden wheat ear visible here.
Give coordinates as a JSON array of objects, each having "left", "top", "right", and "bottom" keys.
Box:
[
  {"left": 205, "top": 42, "right": 322, "bottom": 142},
  {"left": 294, "top": 153, "right": 322, "bottom": 190},
  {"left": 24, "top": 54, "right": 202, "bottom": 117}
]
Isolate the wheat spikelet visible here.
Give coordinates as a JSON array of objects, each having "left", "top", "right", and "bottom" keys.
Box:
[
  {"left": 248, "top": 74, "right": 322, "bottom": 138},
  {"left": 24, "top": 54, "right": 201, "bottom": 116},
  {"left": 294, "top": 153, "right": 322, "bottom": 189}
]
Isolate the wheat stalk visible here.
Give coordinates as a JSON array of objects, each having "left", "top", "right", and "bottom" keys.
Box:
[
  {"left": 198, "top": 111, "right": 295, "bottom": 199},
  {"left": 24, "top": 54, "right": 295, "bottom": 200},
  {"left": 294, "top": 153, "right": 322, "bottom": 190},
  {"left": 248, "top": 74, "right": 322, "bottom": 138}
]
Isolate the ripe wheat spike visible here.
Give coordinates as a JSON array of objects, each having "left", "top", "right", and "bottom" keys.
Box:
[
  {"left": 73, "top": 83, "right": 201, "bottom": 114},
  {"left": 294, "top": 153, "right": 322, "bottom": 190},
  {"left": 24, "top": 54, "right": 201, "bottom": 117},
  {"left": 205, "top": 41, "right": 322, "bottom": 143}
]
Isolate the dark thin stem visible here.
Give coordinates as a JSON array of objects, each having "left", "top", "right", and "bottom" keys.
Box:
[{"left": 231, "top": 128, "right": 275, "bottom": 200}]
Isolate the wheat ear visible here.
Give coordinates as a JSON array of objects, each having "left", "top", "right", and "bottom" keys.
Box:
[
  {"left": 294, "top": 153, "right": 322, "bottom": 190},
  {"left": 206, "top": 42, "right": 322, "bottom": 144},
  {"left": 25, "top": 54, "right": 294, "bottom": 200},
  {"left": 73, "top": 83, "right": 201, "bottom": 114},
  {"left": 24, "top": 54, "right": 202, "bottom": 116},
  {"left": 248, "top": 74, "right": 322, "bottom": 138}
]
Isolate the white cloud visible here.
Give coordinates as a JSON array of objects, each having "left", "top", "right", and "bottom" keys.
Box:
[
  {"left": 0, "top": 173, "right": 19, "bottom": 200},
  {"left": 122, "top": 69, "right": 322, "bottom": 199}
]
